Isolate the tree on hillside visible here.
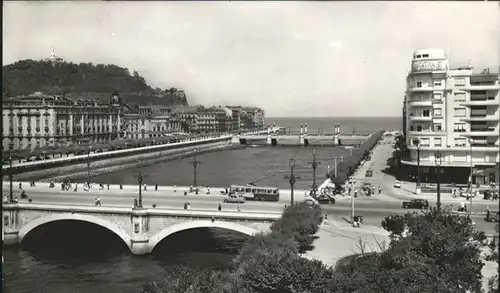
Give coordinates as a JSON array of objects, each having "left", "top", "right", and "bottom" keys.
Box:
[{"left": 2, "top": 59, "right": 189, "bottom": 107}]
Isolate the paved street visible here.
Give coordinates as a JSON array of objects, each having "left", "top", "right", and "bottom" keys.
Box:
[{"left": 4, "top": 183, "right": 498, "bottom": 235}]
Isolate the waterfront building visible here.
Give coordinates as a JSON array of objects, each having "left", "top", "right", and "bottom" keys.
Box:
[
  {"left": 122, "top": 105, "right": 181, "bottom": 139},
  {"left": 401, "top": 48, "right": 499, "bottom": 184},
  {"left": 2, "top": 92, "right": 124, "bottom": 151}
]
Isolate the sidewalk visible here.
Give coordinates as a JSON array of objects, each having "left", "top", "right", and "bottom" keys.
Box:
[{"left": 303, "top": 220, "right": 389, "bottom": 267}]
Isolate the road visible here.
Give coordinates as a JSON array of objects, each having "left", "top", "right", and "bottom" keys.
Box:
[{"left": 5, "top": 187, "right": 498, "bottom": 235}]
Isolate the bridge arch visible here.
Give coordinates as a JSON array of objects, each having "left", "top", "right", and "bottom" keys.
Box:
[
  {"left": 18, "top": 213, "right": 132, "bottom": 249},
  {"left": 148, "top": 220, "right": 257, "bottom": 253}
]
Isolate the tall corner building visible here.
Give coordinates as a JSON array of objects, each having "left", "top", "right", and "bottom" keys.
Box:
[{"left": 401, "top": 48, "right": 499, "bottom": 185}]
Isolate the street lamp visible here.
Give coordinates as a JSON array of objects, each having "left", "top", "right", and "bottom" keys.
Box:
[
  {"left": 87, "top": 146, "right": 92, "bottom": 185},
  {"left": 468, "top": 138, "right": 474, "bottom": 216},
  {"left": 137, "top": 172, "right": 143, "bottom": 208},
  {"left": 284, "top": 158, "right": 301, "bottom": 206},
  {"left": 309, "top": 149, "right": 321, "bottom": 197},
  {"left": 434, "top": 151, "right": 442, "bottom": 211},
  {"left": 190, "top": 150, "right": 201, "bottom": 188},
  {"left": 468, "top": 138, "right": 474, "bottom": 192},
  {"left": 414, "top": 138, "right": 422, "bottom": 194},
  {"left": 9, "top": 156, "right": 13, "bottom": 203}
]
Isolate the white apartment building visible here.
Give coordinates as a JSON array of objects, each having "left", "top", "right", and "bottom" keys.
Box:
[{"left": 402, "top": 48, "right": 499, "bottom": 184}]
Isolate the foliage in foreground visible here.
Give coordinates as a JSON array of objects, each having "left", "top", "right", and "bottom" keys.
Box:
[{"left": 142, "top": 206, "right": 496, "bottom": 293}]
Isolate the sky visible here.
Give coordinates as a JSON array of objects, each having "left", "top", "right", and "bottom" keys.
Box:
[{"left": 3, "top": 2, "right": 499, "bottom": 117}]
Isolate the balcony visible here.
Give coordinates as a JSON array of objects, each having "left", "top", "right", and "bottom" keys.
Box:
[
  {"left": 462, "top": 128, "right": 499, "bottom": 137},
  {"left": 409, "top": 115, "right": 432, "bottom": 122},
  {"left": 461, "top": 99, "right": 499, "bottom": 106},
  {"left": 407, "top": 87, "right": 434, "bottom": 93},
  {"left": 461, "top": 113, "right": 500, "bottom": 122},
  {"left": 463, "top": 82, "right": 500, "bottom": 91},
  {"left": 408, "top": 100, "right": 432, "bottom": 107},
  {"left": 408, "top": 130, "right": 444, "bottom": 136}
]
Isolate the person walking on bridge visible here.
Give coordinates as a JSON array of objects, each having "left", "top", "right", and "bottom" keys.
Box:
[
  {"left": 218, "top": 204, "right": 222, "bottom": 212},
  {"left": 95, "top": 196, "right": 102, "bottom": 206}
]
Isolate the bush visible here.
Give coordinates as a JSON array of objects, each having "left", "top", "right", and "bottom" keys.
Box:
[{"left": 270, "top": 202, "right": 323, "bottom": 252}]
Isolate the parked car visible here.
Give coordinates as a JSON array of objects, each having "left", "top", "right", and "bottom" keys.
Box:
[
  {"left": 315, "top": 195, "right": 336, "bottom": 204},
  {"left": 393, "top": 181, "right": 401, "bottom": 188},
  {"left": 365, "top": 169, "right": 373, "bottom": 177},
  {"left": 402, "top": 199, "right": 429, "bottom": 209},
  {"left": 223, "top": 194, "right": 246, "bottom": 204}
]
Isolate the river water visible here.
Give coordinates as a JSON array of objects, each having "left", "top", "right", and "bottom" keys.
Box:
[{"left": 3, "top": 117, "right": 400, "bottom": 293}]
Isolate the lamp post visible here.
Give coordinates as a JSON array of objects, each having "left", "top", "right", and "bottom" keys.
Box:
[
  {"left": 309, "top": 149, "right": 321, "bottom": 197},
  {"left": 285, "top": 158, "right": 300, "bottom": 206},
  {"left": 137, "top": 172, "right": 143, "bottom": 208},
  {"left": 434, "top": 151, "right": 442, "bottom": 211},
  {"left": 9, "top": 156, "right": 13, "bottom": 203},
  {"left": 415, "top": 139, "right": 422, "bottom": 194},
  {"left": 87, "top": 146, "right": 92, "bottom": 185},
  {"left": 468, "top": 138, "right": 474, "bottom": 216},
  {"left": 190, "top": 150, "right": 201, "bottom": 188}
]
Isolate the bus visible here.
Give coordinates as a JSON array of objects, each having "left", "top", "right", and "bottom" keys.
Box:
[{"left": 230, "top": 185, "right": 280, "bottom": 202}]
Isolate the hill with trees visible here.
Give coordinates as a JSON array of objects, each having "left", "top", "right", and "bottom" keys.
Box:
[{"left": 2, "top": 59, "right": 189, "bottom": 107}]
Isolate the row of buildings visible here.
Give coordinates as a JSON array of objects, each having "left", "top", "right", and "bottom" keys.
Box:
[
  {"left": 1, "top": 92, "right": 265, "bottom": 151},
  {"left": 401, "top": 48, "right": 499, "bottom": 185}
]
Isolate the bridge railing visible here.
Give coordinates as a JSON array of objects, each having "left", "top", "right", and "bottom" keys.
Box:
[{"left": 3, "top": 203, "right": 283, "bottom": 221}]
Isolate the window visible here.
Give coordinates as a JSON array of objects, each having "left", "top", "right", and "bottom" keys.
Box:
[
  {"left": 417, "top": 125, "right": 422, "bottom": 132},
  {"left": 416, "top": 81, "right": 422, "bottom": 88},
  {"left": 454, "top": 123, "right": 466, "bottom": 132},
  {"left": 423, "top": 110, "right": 430, "bottom": 117},
  {"left": 455, "top": 78, "right": 465, "bottom": 86},
  {"left": 410, "top": 125, "right": 414, "bottom": 131},
  {"left": 419, "top": 138, "right": 430, "bottom": 146},
  {"left": 434, "top": 138, "right": 442, "bottom": 147},
  {"left": 433, "top": 93, "right": 442, "bottom": 100},
  {"left": 433, "top": 123, "right": 442, "bottom": 132},
  {"left": 454, "top": 138, "right": 467, "bottom": 147},
  {"left": 434, "top": 81, "right": 442, "bottom": 86},
  {"left": 433, "top": 108, "right": 442, "bottom": 117},
  {"left": 455, "top": 93, "right": 466, "bottom": 101},
  {"left": 422, "top": 54, "right": 429, "bottom": 58},
  {"left": 454, "top": 108, "right": 466, "bottom": 117}
]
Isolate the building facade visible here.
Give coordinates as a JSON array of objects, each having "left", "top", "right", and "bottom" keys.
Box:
[
  {"left": 401, "top": 49, "right": 500, "bottom": 184},
  {"left": 2, "top": 92, "right": 124, "bottom": 151},
  {"left": 122, "top": 106, "right": 181, "bottom": 139}
]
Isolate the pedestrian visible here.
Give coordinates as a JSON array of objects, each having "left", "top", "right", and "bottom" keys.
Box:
[
  {"left": 218, "top": 204, "right": 222, "bottom": 211},
  {"left": 3, "top": 194, "right": 8, "bottom": 203},
  {"left": 207, "top": 186, "right": 210, "bottom": 195},
  {"left": 107, "top": 184, "right": 110, "bottom": 190},
  {"left": 19, "top": 182, "right": 22, "bottom": 190},
  {"left": 486, "top": 207, "right": 491, "bottom": 220},
  {"left": 378, "top": 186, "right": 382, "bottom": 194},
  {"left": 155, "top": 184, "right": 158, "bottom": 191},
  {"left": 95, "top": 196, "right": 102, "bottom": 206},
  {"left": 173, "top": 185, "right": 177, "bottom": 192},
  {"left": 120, "top": 183, "right": 123, "bottom": 190},
  {"left": 143, "top": 184, "right": 147, "bottom": 191},
  {"left": 74, "top": 183, "right": 78, "bottom": 192}
]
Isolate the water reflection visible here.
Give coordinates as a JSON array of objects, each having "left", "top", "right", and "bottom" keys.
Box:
[{"left": 4, "top": 224, "right": 250, "bottom": 293}]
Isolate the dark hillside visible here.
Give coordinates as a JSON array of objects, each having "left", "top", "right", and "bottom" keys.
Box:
[{"left": 2, "top": 59, "right": 189, "bottom": 107}]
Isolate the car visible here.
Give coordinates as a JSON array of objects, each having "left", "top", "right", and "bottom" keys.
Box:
[
  {"left": 315, "top": 195, "right": 336, "bottom": 204},
  {"left": 393, "top": 181, "right": 401, "bottom": 188},
  {"left": 223, "top": 194, "right": 246, "bottom": 204},
  {"left": 402, "top": 199, "right": 429, "bottom": 209},
  {"left": 365, "top": 170, "right": 373, "bottom": 177}
]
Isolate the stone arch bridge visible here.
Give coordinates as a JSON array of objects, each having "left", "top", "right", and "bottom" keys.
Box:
[{"left": 2, "top": 203, "right": 281, "bottom": 255}]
